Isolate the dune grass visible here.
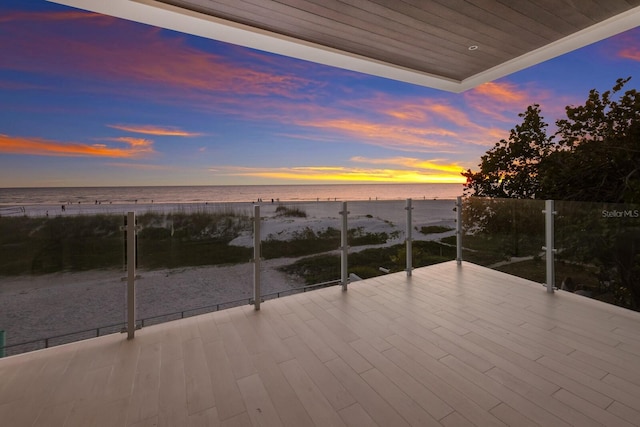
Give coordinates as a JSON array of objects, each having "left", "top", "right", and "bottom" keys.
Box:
[
  {"left": 279, "top": 241, "right": 456, "bottom": 284},
  {"left": 0, "top": 210, "right": 254, "bottom": 275},
  {"left": 1, "top": 211, "right": 399, "bottom": 275},
  {"left": 274, "top": 204, "right": 307, "bottom": 218}
]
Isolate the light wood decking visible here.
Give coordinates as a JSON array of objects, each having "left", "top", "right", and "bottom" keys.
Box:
[{"left": 2, "top": 261, "right": 640, "bottom": 426}]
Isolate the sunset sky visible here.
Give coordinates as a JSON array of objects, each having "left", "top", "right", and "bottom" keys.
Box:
[{"left": 1, "top": 0, "right": 638, "bottom": 188}]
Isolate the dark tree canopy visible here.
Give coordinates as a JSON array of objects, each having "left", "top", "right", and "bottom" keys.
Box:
[
  {"left": 462, "top": 104, "right": 553, "bottom": 199},
  {"left": 462, "top": 78, "right": 640, "bottom": 310},
  {"left": 464, "top": 77, "right": 640, "bottom": 203}
]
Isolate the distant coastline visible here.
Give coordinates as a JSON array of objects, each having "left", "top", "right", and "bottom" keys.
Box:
[{"left": 0, "top": 183, "right": 464, "bottom": 207}]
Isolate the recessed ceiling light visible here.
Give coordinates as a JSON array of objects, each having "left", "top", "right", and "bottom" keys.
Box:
[{"left": 468, "top": 45, "right": 478, "bottom": 51}]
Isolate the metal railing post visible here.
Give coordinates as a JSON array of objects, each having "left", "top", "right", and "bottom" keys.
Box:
[
  {"left": 405, "top": 198, "right": 413, "bottom": 277},
  {"left": 253, "top": 205, "right": 261, "bottom": 310},
  {"left": 456, "top": 196, "right": 463, "bottom": 265},
  {"left": 126, "top": 211, "right": 137, "bottom": 339},
  {"left": 542, "top": 200, "right": 556, "bottom": 293},
  {"left": 340, "top": 202, "right": 349, "bottom": 291}
]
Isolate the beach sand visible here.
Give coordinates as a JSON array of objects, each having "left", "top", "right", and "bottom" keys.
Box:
[{"left": 0, "top": 199, "right": 457, "bottom": 350}]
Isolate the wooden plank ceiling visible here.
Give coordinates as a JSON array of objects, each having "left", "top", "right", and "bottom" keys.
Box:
[
  {"left": 49, "top": 0, "right": 640, "bottom": 91},
  {"left": 152, "top": 0, "right": 640, "bottom": 81}
]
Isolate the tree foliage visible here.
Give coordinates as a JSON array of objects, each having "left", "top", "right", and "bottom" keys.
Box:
[
  {"left": 463, "top": 78, "right": 640, "bottom": 310},
  {"left": 462, "top": 104, "right": 553, "bottom": 198},
  {"left": 464, "top": 77, "right": 640, "bottom": 203}
]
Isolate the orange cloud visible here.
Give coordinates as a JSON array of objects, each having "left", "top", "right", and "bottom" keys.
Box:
[
  {"left": 107, "top": 124, "right": 202, "bottom": 137},
  {"left": 295, "top": 108, "right": 506, "bottom": 151},
  {"left": 464, "top": 81, "right": 542, "bottom": 122},
  {"left": 338, "top": 93, "right": 472, "bottom": 127},
  {"left": 328, "top": 93, "right": 511, "bottom": 150},
  {"left": 102, "top": 137, "right": 154, "bottom": 150},
  {"left": 0, "top": 134, "right": 154, "bottom": 158},
  {"left": 472, "top": 82, "right": 528, "bottom": 104}
]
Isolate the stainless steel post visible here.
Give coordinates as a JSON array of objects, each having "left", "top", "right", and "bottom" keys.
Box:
[
  {"left": 340, "top": 202, "right": 349, "bottom": 291},
  {"left": 253, "top": 205, "right": 261, "bottom": 310},
  {"left": 406, "top": 198, "right": 413, "bottom": 277},
  {"left": 126, "top": 211, "right": 136, "bottom": 339},
  {"left": 456, "top": 196, "right": 462, "bottom": 265},
  {"left": 543, "top": 200, "right": 556, "bottom": 293}
]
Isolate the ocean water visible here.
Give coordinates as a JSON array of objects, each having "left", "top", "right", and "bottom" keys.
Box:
[{"left": 0, "top": 183, "right": 463, "bottom": 206}]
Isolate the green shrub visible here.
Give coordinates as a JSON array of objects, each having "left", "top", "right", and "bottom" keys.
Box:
[
  {"left": 275, "top": 205, "right": 307, "bottom": 218},
  {"left": 0, "top": 211, "right": 253, "bottom": 275},
  {"left": 279, "top": 241, "right": 456, "bottom": 285}
]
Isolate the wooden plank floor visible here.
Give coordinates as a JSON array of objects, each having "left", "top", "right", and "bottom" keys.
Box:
[{"left": 2, "top": 261, "right": 640, "bottom": 426}]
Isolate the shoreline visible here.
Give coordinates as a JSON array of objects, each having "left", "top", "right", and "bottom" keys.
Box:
[
  {"left": 0, "top": 197, "right": 459, "bottom": 218},
  {"left": 0, "top": 183, "right": 464, "bottom": 208}
]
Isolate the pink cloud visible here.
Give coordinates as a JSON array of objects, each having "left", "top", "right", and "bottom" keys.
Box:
[
  {"left": 605, "top": 28, "right": 640, "bottom": 62},
  {"left": 0, "top": 10, "right": 102, "bottom": 23},
  {"left": 310, "top": 93, "right": 512, "bottom": 150},
  {"left": 0, "top": 9, "right": 518, "bottom": 157},
  {"left": 0, "top": 10, "right": 317, "bottom": 100},
  {"left": 620, "top": 46, "right": 640, "bottom": 61}
]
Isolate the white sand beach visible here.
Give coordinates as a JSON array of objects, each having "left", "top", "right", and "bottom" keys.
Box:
[{"left": 0, "top": 199, "right": 457, "bottom": 350}]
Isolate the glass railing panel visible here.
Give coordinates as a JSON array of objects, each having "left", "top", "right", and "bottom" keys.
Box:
[
  {"left": 135, "top": 203, "right": 254, "bottom": 325},
  {"left": 261, "top": 201, "right": 342, "bottom": 298},
  {"left": 410, "top": 198, "right": 458, "bottom": 267},
  {"left": 0, "top": 212, "right": 126, "bottom": 356},
  {"left": 555, "top": 200, "right": 640, "bottom": 310},
  {"left": 461, "top": 197, "right": 546, "bottom": 282},
  {"left": 345, "top": 200, "right": 407, "bottom": 279}
]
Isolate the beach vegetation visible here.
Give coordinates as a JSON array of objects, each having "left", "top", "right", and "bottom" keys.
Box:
[
  {"left": 419, "top": 225, "right": 454, "bottom": 234},
  {"left": 349, "top": 226, "right": 390, "bottom": 245},
  {"left": 279, "top": 241, "right": 456, "bottom": 285},
  {"left": 0, "top": 210, "right": 254, "bottom": 275},
  {"left": 0, "top": 215, "right": 123, "bottom": 275},
  {"left": 129, "top": 210, "right": 253, "bottom": 269},
  {"left": 275, "top": 204, "right": 307, "bottom": 218},
  {"left": 262, "top": 226, "right": 390, "bottom": 259}
]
